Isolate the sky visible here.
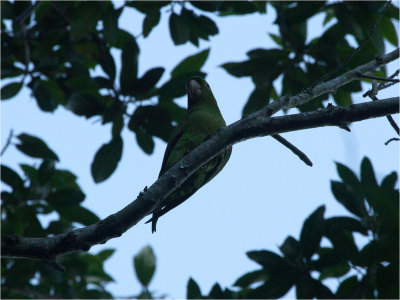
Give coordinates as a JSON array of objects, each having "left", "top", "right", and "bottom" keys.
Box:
[{"left": 1, "top": 2, "right": 399, "bottom": 298}]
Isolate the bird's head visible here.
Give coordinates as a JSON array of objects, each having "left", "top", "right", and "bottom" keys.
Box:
[{"left": 186, "top": 76, "right": 217, "bottom": 110}]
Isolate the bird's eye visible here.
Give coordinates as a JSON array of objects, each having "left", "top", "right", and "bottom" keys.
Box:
[{"left": 205, "top": 82, "right": 210, "bottom": 89}]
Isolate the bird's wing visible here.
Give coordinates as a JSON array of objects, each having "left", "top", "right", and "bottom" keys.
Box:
[{"left": 158, "top": 119, "right": 187, "bottom": 178}]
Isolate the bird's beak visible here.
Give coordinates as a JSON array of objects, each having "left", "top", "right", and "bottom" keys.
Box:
[{"left": 187, "top": 79, "right": 202, "bottom": 99}]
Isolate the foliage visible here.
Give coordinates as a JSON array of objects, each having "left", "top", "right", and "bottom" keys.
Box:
[
  {"left": 2, "top": 1, "right": 397, "bottom": 180},
  {"left": 110, "top": 158, "right": 399, "bottom": 299},
  {"left": 1, "top": 1, "right": 398, "bottom": 298},
  {"left": 184, "top": 158, "right": 399, "bottom": 299},
  {"left": 1, "top": 134, "right": 115, "bottom": 298}
]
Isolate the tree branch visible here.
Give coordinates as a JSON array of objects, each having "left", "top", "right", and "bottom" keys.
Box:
[
  {"left": 2, "top": 97, "right": 398, "bottom": 262},
  {"left": 264, "top": 48, "right": 399, "bottom": 116},
  {"left": 2, "top": 50, "right": 399, "bottom": 264},
  {"left": 360, "top": 74, "right": 399, "bottom": 83},
  {"left": 271, "top": 134, "right": 313, "bottom": 166}
]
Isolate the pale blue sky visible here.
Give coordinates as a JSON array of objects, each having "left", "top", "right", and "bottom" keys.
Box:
[{"left": 1, "top": 2, "right": 399, "bottom": 298}]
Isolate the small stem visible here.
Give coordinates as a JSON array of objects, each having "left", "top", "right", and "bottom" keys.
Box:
[
  {"left": 272, "top": 134, "right": 313, "bottom": 166},
  {"left": 360, "top": 74, "right": 400, "bottom": 83},
  {"left": 369, "top": 94, "right": 399, "bottom": 135},
  {"left": 1, "top": 129, "right": 14, "bottom": 156},
  {"left": 385, "top": 137, "right": 399, "bottom": 145}
]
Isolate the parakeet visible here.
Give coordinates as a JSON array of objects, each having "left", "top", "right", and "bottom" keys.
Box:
[{"left": 146, "top": 76, "right": 232, "bottom": 232}]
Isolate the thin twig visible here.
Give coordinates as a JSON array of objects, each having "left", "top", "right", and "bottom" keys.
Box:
[
  {"left": 272, "top": 134, "right": 313, "bottom": 166},
  {"left": 15, "top": 1, "right": 42, "bottom": 24},
  {"left": 363, "top": 69, "right": 399, "bottom": 97},
  {"left": 360, "top": 74, "right": 400, "bottom": 83},
  {"left": 1, "top": 129, "right": 14, "bottom": 156},
  {"left": 385, "top": 137, "right": 399, "bottom": 145},
  {"left": 310, "top": 0, "right": 392, "bottom": 89},
  {"left": 377, "top": 69, "right": 400, "bottom": 90},
  {"left": 368, "top": 93, "right": 399, "bottom": 135}
]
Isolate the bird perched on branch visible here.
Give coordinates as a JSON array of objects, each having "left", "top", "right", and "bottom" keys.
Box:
[{"left": 146, "top": 76, "right": 232, "bottom": 232}]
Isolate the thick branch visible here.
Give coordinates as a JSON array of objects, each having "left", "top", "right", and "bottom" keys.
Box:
[
  {"left": 2, "top": 97, "right": 398, "bottom": 262},
  {"left": 2, "top": 50, "right": 399, "bottom": 263}
]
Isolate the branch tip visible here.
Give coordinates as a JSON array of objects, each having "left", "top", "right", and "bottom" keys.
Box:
[{"left": 385, "top": 137, "right": 399, "bottom": 145}]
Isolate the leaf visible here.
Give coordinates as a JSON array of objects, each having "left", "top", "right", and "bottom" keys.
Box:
[
  {"left": 299, "top": 205, "right": 325, "bottom": 260},
  {"left": 1, "top": 81, "right": 23, "bottom": 100},
  {"left": 97, "top": 249, "right": 116, "bottom": 262},
  {"left": 269, "top": 33, "right": 282, "bottom": 46},
  {"left": 169, "top": 13, "right": 190, "bottom": 45},
  {"left": 364, "top": 186, "right": 398, "bottom": 231},
  {"left": 331, "top": 180, "right": 367, "bottom": 217},
  {"left": 333, "top": 89, "right": 352, "bottom": 106},
  {"left": 112, "top": 114, "right": 124, "bottom": 138},
  {"left": 102, "top": 4, "right": 120, "bottom": 44},
  {"left": 49, "top": 170, "right": 78, "bottom": 189},
  {"left": 187, "top": 277, "right": 202, "bottom": 299},
  {"left": 46, "top": 220, "right": 74, "bottom": 234},
  {"left": 1, "top": 165, "right": 24, "bottom": 189},
  {"left": 279, "top": 236, "right": 301, "bottom": 262},
  {"left": 381, "top": 171, "right": 397, "bottom": 190},
  {"left": 99, "top": 46, "right": 116, "bottom": 81},
  {"left": 218, "top": 1, "right": 267, "bottom": 16},
  {"left": 296, "top": 275, "right": 335, "bottom": 299},
  {"left": 233, "top": 269, "right": 267, "bottom": 287},
  {"left": 20, "top": 164, "right": 40, "bottom": 184},
  {"left": 335, "top": 162, "right": 362, "bottom": 192},
  {"left": 135, "top": 129, "right": 155, "bottom": 155},
  {"left": 32, "top": 79, "right": 64, "bottom": 112},
  {"left": 295, "top": 275, "right": 314, "bottom": 299},
  {"left": 246, "top": 250, "right": 289, "bottom": 273},
  {"left": 131, "top": 67, "right": 164, "bottom": 96},
  {"left": 360, "top": 157, "right": 377, "bottom": 187},
  {"left": 190, "top": 1, "right": 222, "bottom": 12},
  {"left": 242, "top": 85, "right": 271, "bottom": 116},
  {"left": 312, "top": 247, "right": 345, "bottom": 271},
  {"left": 319, "top": 263, "right": 350, "bottom": 280},
  {"left": 208, "top": 283, "right": 224, "bottom": 299},
  {"left": 196, "top": 15, "right": 218, "bottom": 36},
  {"left": 65, "top": 76, "right": 99, "bottom": 98},
  {"left": 376, "top": 263, "right": 399, "bottom": 298},
  {"left": 128, "top": 105, "right": 174, "bottom": 142},
  {"left": 143, "top": 10, "right": 161, "bottom": 38},
  {"left": 324, "top": 220, "right": 358, "bottom": 259},
  {"left": 336, "top": 275, "right": 359, "bottom": 298},
  {"left": 93, "top": 76, "right": 114, "bottom": 90},
  {"left": 91, "top": 136, "right": 123, "bottom": 183},
  {"left": 38, "top": 159, "right": 55, "bottom": 185},
  {"left": 325, "top": 216, "right": 368, "bottom": 236},
  {"left": 159, "top": 71, "right": 206, "bottom": 99},
  {"left": 47, "top": 188, "right": 85, "bottom": 207},
  {"left": 1, "top": 63, "right": 24, "bottom": 79},
  {"left": 120, "top": 35, "right": 140, "bottom": 95},
  {"left": 57, "top": 205, "right": 100, "bottom": 226},
  {"left": 16, "top": 133, "right": 59, "bottom": 161},
  {"left": 171, "top": 48, "right": 210, "bottom": 77},
  {"left": 134, "top": 245, "right": 156, "bottom": 287},
  {"left": 70, "top": 2, "right": 101, "bottom": 41},
  {"left": 66, "top": 92, "right": 104, "bottom": 118},
  {"left": 248, "top": 274, "right": 294, "bottom": 299}
]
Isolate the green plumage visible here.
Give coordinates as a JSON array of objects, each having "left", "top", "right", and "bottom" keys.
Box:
[{"left": 146, "top": 76, "right": 232, "bottom": 232}]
